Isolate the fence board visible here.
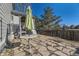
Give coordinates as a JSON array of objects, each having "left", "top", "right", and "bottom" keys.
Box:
[{"left": 37, "top": 29, "right": 79, "bottom": 41}]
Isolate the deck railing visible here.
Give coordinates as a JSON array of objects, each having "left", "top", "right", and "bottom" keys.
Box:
[{"left": 37, "top": 29, "right": 79, "bottom": 41}]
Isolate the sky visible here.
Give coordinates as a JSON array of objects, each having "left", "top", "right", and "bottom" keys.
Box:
[{"left": 15, "top": 3, "right": 79, "bottom": 25}]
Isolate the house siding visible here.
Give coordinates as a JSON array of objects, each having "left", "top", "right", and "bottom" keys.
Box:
[{"left": 0, "top": 3, "right": 12, "bottom": 51}]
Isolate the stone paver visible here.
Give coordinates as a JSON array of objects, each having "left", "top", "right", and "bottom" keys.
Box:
[
  {"left": 21, "top": 39, "right": 28, "bottom": 45},
  {"left": 62, "top": 48, "right": 72, "bottom": 55},
  {"left": 54, "top": 51, "right": 67, "bottom": 56},
  {"left": 38, "top": 46, "right": 50, "bottom": 56},
  {"left": 54, "top": 46, "right": 63, "bottom": 51},
  {"left": 47, "top": 46, "right": 57, "bottom": 52},
  {"left": 50, "top": 54, "right": 58, "bottom": 56},
  {"left": 32, "top": 53, "right": 41, "bottom": 56},
  {"left": 0, "top": 34, "right": 77, "bottom": 56}
]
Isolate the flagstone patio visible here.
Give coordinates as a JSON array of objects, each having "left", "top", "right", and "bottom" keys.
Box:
[{"left": 0, "top": 34, "right": 78, "bottom": 56}]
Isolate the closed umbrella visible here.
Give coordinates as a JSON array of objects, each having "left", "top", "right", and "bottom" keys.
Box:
[
  {"left": 25, "top": 6, "right": 34, "bottom": 54},
  {"left": 25, "top": 6, "right": 33, "bottom": 32}
]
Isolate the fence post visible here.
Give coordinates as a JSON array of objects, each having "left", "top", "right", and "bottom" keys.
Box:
[{"left": 73, "top": 30, "right": 75, "bottom": 40}]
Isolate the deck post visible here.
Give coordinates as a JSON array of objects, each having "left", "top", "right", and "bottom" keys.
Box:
[{"left": 10, "top": 15, "right": 14, "bottom": 40}]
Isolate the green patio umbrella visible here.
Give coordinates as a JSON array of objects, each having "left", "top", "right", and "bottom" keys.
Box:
[
  {"left": 25, "top": 6, "right": 35, "bottom": 53},
  {"left": 25, "top": 6, "right": 37, "bottom": 36},
  {"left": 25, "top": 6, "right": 33, "bottom": 32}
]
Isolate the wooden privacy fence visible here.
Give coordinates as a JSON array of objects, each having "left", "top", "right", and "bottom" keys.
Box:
[{"left": 37, "top": 29, "right": 79, "bottom": 41}]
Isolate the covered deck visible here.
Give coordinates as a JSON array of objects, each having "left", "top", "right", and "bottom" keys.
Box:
[{"left": 11, "top": 10, "right": 27, "bottom": 37}]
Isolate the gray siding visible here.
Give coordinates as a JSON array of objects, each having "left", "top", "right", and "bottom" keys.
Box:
[{"left": 0, "top": 3, "right": 12, "bottom": 51}]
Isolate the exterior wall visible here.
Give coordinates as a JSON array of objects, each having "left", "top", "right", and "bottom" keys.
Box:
[{"left": 0, "top": 3, "right": 12, "bottom": 51}]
